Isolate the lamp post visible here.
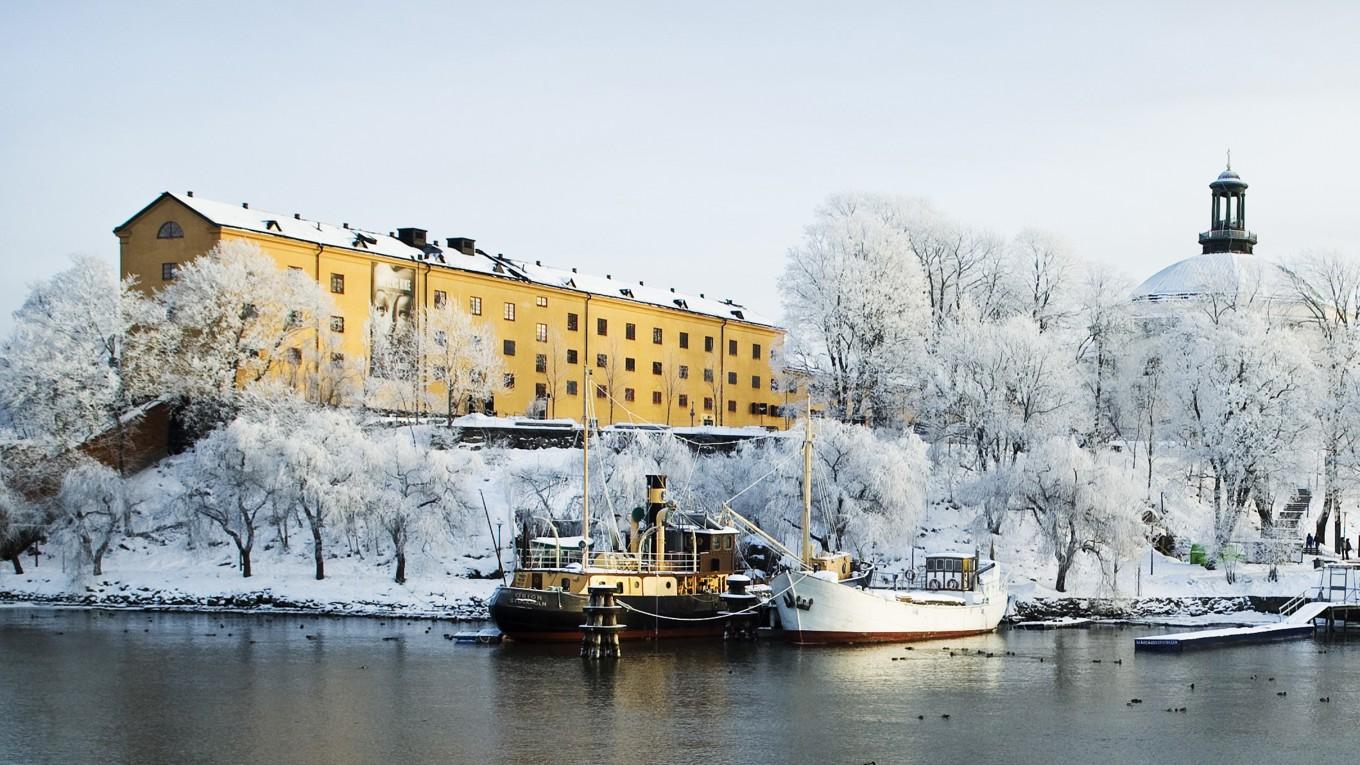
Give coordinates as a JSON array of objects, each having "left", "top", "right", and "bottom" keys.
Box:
[{"left": 689, "top": 405, "right": 696, "bottom": 426}]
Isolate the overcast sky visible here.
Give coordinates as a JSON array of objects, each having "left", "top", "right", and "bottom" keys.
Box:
[{"left": 3, "top": 2, "right": 1359, "bottom": 334}]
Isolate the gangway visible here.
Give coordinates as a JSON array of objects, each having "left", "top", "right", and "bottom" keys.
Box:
[{"left": 1135, "top": 563, "right": 1360, "bottom": 652}]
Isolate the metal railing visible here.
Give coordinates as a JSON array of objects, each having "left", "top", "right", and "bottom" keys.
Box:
[{"left": 520, "top": 549, "right": 708, "bottom": 574}]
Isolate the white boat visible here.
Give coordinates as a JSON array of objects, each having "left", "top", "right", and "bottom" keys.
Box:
[{"left": 771, "top": 553, "right": 1008, "bottom": 644}]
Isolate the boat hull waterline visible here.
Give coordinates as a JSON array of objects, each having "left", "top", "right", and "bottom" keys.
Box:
[
  {"left": 772, "top": 566, "right": 1007, "bottom": 645},
  {"left": 490, "top": 585, "right": 727, "bottom": 642}
]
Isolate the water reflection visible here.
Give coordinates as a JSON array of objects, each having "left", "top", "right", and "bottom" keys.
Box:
[{"left": 4, "top": 610, "right": 1360, "bottom": 765}]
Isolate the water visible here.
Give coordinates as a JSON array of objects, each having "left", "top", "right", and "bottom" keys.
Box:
[{"left": 2, "top": 608, "right": 1357, "bottom": 765}]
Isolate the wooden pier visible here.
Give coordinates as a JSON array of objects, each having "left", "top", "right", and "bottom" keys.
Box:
[{"left": 1135, "top": 582, "right": 1354, "bottom": 652}]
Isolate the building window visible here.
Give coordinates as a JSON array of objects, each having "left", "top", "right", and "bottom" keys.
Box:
[
  {"left": 752, "top": 343, "right": 762, "bottom": 360},
  {"left": 771, "top": 378, "right": 779, "bottom": 391},
  {"left": 703, "top": 368, "right": 714, "bottom": 383},
  {"left": 652, "top": 327, "right": 662, "bottom": 344},
  {"left": 434, "top": 290, "right": 447, "bottom": 309},
  {"left": 704, "top": 336, "right": 715, "bottom": 353},
  {"left": 330, "top": 273, "right": 345, "bottom": 294},
  {"left": 331, "top": 352, "right": 345, "bottom": 368},
  {"left": 567, "top": 349, "right": 578, "bottom": 364},
  {"left": 703, "top": 397, "right": 714, "bottom": 411},
  {"left": 567, "top": 313, "right": 579, "bottom": 331},
  {"left": 597, "top": 317, "right": 608, "bottom": 336},
  {"left": 679, "top": 332, "right": 689, "bottom": 349},
  {"left": 535, "top": 353, "right": 547, "bottom": 373},
  {"left": 566, "top": 380, "right": 578, "bottom": 396},
  {"left": 596, "top": 384, "right": 607, "bottom": 399},
  {"left": 679, "top": 365, "right": 689, "bottom": 380},
  {"left": 535, "top": 382, "right": 547, "bottom": 399},
  {"left": 596, "top": 353, "right": 608, "bottom": 368},
  {"left": 503, "top": 302, "right": 516, "bottom": 321},
  {"left": 626, "top": 323, "right": 636, "bottom": 340},
  {"left": 503, "top": 340, "right": 516, "bottom": 356},
  {"left": 652, "top": 391, "right": 662, "bottom": 405},
  {"left": 752, "top": 375, "right": 761, "bottom": 389},
  {"left": 728, "top": 371, "right": 737, "bottom": 385},
  {"left": 470, "top": 296, "right": 482, "bottom": 315},
  {"left": 625, "top": 357, "right": 636, "bottom": 372},
  {"left": 652, "top": 361, "right": 663, "bottom": 376},
  {"left": 161, "top": 262, "right": 178, "bottom": 281},
  {"left": 504, "top": 373, "right": 515, "bottom": 389},
  {"left": 156, "top": 221, "right": 184, "bottom": 239},
  {"left": 727, "top": 399, "right": 737, "bottom": 413},
  {"left": 536, "top": 295, "right": 548, "bottom": 307},
  {"left": 678, "top": 394, "right": 688, "bottom": 408},
  {"left": 330, "top": 316, "right": 345, "bottom": 333},
  {"left": 624, "top": 388, "right": 636, "bottom": 402},
  {"left": 728, "top": 339, "right": 737, "bottom": 356},
  {"left": 536, "top": 323, "right": 548, "bottom": 342}
]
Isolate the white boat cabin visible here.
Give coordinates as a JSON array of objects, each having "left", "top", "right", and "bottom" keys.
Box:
[{"left": 923, "top": 553, "right": 981, "bottom": 592}]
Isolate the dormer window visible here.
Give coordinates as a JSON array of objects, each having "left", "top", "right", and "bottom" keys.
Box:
[
  {"left": 731, "top": 309, "right": 744, "bottom": 320},
  {"left": 620, "top": 288, "right": 635, "bottom": 298},
  {"left": 265, "top": 219, "right": 282, "bottom": 232},
  {"left": 673, "top": 299, "right": 688, "bottom": 309},
  {"left": 352, "top": 233, "right": 376, "bottom": 249},
  {"left": 157, "top": 221, "right": 184, "bottom": 239}
]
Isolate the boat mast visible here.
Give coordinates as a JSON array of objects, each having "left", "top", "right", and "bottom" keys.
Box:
[
  {"left": 802, "top": 391, "right": 814, "bottom": 567},
  {"left": 582, "top": 366, "right": 591, "bottom": 570}
]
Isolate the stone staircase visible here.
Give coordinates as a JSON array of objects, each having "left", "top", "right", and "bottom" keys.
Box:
[{"left": 1275, "top": 488, "right": 1312, "bottom": 535}]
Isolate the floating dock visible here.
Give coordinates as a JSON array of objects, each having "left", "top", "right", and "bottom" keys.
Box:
[{"left": 1134, "top": 601, "right": 1331, "bottom": 652}]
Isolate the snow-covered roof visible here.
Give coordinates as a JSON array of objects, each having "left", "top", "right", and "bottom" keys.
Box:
[
  {"left": 129, "top": 192, "right": 779, "bottom": 328},
  {"left": 507, "top": 258, "right": 776, "bottom": 327},
  {"left": 1130, "top": 252, "right": 1293, "bottom": 304}
]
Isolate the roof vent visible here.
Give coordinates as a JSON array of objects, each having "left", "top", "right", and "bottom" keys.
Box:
[
  {"left": 572, "top": 267, "right": 578, "bottom": 273},
  {"left": 669, "top": 287, "right": 676, "bottom": 292},
  {"left": 535, "top": 260, "right": 542, "bottom": 266},
  {"left": 343, "top": 223, "right": 350, "bottom": 229},
  {"left": 699, "top": 293, "right": 705, "bottom": 298},
  {"left": 241, "top": 202, "right": 249, "bottom": 209},
  {"left": 396, "top": 228, "right": 428, "bottom": 248},
  {"left": 186, "top": 190, "right": 194, "bottom": 198},
  {"left": 638, "top": 280, "right": 645, "bottom": 286},
  {"left": 606, "top": 274, "right": 612, "bottom": 280},
  {"left": 445, "top": 237, "right": 476, "bottom": 256},
  {"left": 293, "top": 213, "right": 301, "bottom": 220}
]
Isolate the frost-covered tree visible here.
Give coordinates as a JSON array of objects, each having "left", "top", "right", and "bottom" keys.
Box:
[
  {"left": 281, "top": 408, "right": 366, "bottom": 580},
  {"left": 365, "top": 305, "right": 424, "bottom": 417},
  {"left": 421, "top": 305, "right": 501, "bottom": 424},
  {"left": 365, "top": 431, "right": 478, "bottom": 583},
  {"left": 1072, "top": 264, "right": 1133, "bottom": 445},
  {"left": 0, "top": 462, "right": 44, "bottom": 574},
  {"left": 136, "top": 240, "right": 333, "bottom": 429},
  {"left": 1283, "top": 251, "right": 1360, "bottom": 548},
  {"left": 781, "top": 194, "right": 931, "bottom": 424},
  {"left": 54, "top": 460, "right": 130, "bottom": 575},
  {"left": 1016, "top": 438, "right": 1145, "bottom": 593},
  {"left": 928, "top": 311, "right": 1078, "bottom": 532},
  {"left": 180, "top": 417, "right": 287, "bottom": 577},
  {"left": 1011, "top": 228, "right": 1074, "bottom": 333},
  {"left": 893, "top": 200, "right": 1011, "bottom": 327},
  {"left": 1166, "top": 313, "right": 1316, "bottom": 548}
]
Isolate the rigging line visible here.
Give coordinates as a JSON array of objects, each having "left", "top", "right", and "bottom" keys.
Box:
[
  {"left": 612, "top": 572, "right": 811, "bottom": 622},
  {"left": 722, "top": 446, "right": 803, "bottom": 507}
]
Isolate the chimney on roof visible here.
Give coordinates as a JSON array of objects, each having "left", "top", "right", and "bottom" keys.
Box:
[
  {"left": 293, "top": 213, "right": 301, "bottom": 220},
  {"left": 535, "top": 260, "right": 541, "bottom": 266},
  {"left": 186, "top": 190, "right": 194, "bottom": 197},
  {"left": 606, "top": 274, "right": 611, "bottom": 279},
  {"left": 241, "top": 202, "right": 249, "bottom": 209},
  {"left": 638, "top": 280, "right": 645, "bottom": 286},
  {"left": 396, "top": 228, "right": 428, "bottom": 248},
  {"left": 343, "top": 223, "right": 349, "bottom": 229},
  {"left": 445, "top": 237, "right": 476, "bottom": 256},
  {"left": 699, "top": 293, "right": 705, "bottom": 298},
  {"left": 572, "top": 267, "right": 578, "bottom": 273},
  {"left": 670, "top": 287, "right": 676, "bottom": 292}
]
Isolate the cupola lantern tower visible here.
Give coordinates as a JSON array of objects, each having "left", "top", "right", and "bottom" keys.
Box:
[{"left": 1198, "top": 153, "right": 1257, "bottom": 255}]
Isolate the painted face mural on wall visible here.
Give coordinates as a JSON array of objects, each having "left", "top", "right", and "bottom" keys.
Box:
[{"left": 372, "top": 263, "right": 415, "bottom": 333}]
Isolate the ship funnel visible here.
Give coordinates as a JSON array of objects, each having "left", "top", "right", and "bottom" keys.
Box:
[
  {"left": 629, "top": 506, "right": 644, "bottom": 554},
  {"left": 646, "top": 474, "right": 667, "bottom": 526}
]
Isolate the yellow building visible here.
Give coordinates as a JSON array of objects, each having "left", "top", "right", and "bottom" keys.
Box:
[{"left": 115, "top": 191, "right": 793, "bottom": 429}]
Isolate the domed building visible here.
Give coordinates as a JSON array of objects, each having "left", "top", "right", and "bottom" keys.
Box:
[{"left": 1131, "top": 164, "right": 1296, "bottom": 314}]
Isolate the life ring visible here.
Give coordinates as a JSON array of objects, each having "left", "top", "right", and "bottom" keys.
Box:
[
  {"left": 947, "top": 579, "right": 960, "bottom": 590},
  {"left": 929, "top": 578, "right": 941, "bottom": 590}
]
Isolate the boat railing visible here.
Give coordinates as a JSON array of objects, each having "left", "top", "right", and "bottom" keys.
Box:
[{"left": 522, "top": 549, "right": 707, "bottom": 574}]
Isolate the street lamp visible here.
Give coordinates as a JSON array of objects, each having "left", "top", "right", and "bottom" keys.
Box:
[{"left": 689, "top": 404, "right": 696, "bottom": 426}]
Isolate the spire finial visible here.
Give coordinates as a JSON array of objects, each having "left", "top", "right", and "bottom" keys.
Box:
[{"left": 1226, "top": 148, "right": 1231, "bottom": 171}]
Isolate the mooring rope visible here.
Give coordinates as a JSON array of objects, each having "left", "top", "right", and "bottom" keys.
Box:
[{"left": 611, "top": 572, "right": 810, "bottom": 622}]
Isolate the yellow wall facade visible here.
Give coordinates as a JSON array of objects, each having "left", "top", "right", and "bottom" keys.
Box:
[{"left": 116, "top": 195, "right": 790, "bottom": 429}]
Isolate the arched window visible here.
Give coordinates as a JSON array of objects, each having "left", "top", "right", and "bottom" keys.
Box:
[{"left": 157, "top": 221, "right": 184, "bottom": 239}]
